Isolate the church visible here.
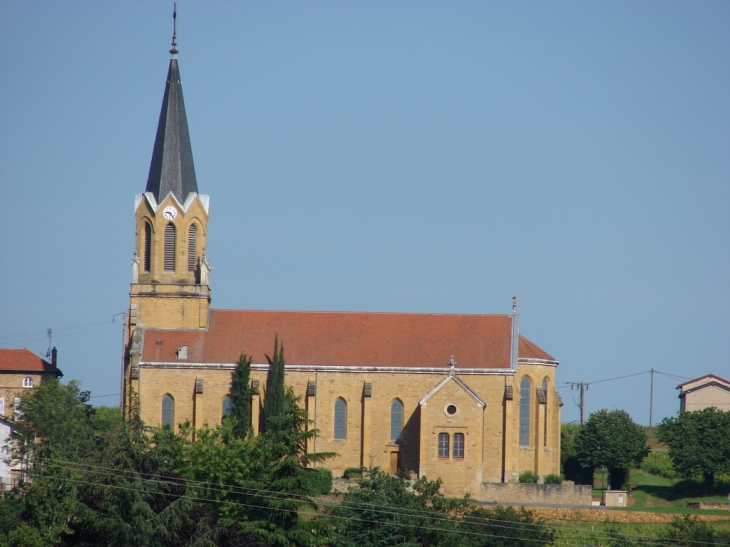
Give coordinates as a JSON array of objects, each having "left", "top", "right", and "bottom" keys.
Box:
[{"left": 122, "top": 29, "right": 562, "bottom": 497}]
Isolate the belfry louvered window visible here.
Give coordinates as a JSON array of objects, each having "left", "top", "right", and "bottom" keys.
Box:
[
  {"left": 143, "top": 223, "right": 152, "bottom": 272},
  {"left": 164, "top": 224, "right": 176, "bottom": 271},
  {"left": 187, "top": 224, "right": 197, "bottom": 272}
]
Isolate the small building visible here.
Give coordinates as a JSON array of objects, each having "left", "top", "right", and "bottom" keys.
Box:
[
  {"left": 603, "top": 490, "right": 628, "bottom": 507},
  {"left": 677, "top": 374, "right": 730, "bottom": 412},
  {"left": 0, "top": 348, "right": 63, "bottom": 487}
]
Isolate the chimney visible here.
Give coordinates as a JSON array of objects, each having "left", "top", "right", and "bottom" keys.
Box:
[{"left": 51, "top": 347, "right": 57, "bottom": 367}]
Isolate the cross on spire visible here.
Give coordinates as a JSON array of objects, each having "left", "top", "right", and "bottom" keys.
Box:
[{"left": 170, "top": 3, "right": 178, "bottom": 57}]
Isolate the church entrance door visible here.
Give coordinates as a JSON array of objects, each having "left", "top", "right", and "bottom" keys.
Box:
[{"left": 389, "top": 451, "right": 400, "bottom": 475}]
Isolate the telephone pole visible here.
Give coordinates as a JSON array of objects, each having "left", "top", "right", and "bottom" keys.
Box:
[
  {"left": 649, "top": 368, "right": 655, "bottom": 427},
  {"left": 570, "top": 381, "right": 588, "bottom": 425}
]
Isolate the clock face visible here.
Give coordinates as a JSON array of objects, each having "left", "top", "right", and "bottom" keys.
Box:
[{"left": 163, "top": 206, "right": 178, "bottom": 220}]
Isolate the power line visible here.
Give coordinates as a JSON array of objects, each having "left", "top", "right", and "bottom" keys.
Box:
[
  {"left": 88, "top": 393, "right": 120, "bottom": 399},
  {"left": 0, "top": 318, "right": 124, "bottom": 343},
  {"left": 28, "top": 471, "right": 562, "bottom": 545},
  {"left": 31, "top": 457, "right": 728, "bottom": 546}
]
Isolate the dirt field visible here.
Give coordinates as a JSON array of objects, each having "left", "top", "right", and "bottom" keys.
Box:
[{"left": 523, "top": 506, "right": 729, "bottom": 524}]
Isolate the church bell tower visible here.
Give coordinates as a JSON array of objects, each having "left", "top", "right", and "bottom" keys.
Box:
[{"left": 128, "top": 11, "right": 210, "bottom": 334}]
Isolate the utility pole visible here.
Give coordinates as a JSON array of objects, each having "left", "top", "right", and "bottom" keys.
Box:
[
  {"left": 649, "top": 368, "right": 655, "bottom": 427},
  {"left": 571, "top": 381, "right": 588, "bottom": 425}
]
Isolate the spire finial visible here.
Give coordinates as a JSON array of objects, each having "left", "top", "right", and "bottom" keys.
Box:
[{"left": 170, "top": 3, "right": 178, "bottom": 57}]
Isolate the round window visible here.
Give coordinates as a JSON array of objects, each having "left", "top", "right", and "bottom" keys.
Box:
[{"left": 444, "top": 403, "right": 459, "bottom": 417}]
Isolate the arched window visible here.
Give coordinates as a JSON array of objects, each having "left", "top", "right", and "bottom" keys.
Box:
[
  {"left": 143, "top": 222, "right": 152, "bottom": 272},
  {"left": 164, "top": 224, "right": 176, "bottom": 271},
  {"left": 438, "top": 433, "right": 449, "bottom": 458},
  {"left": 390, "top": 399, "right": 403, "bottom": 442},
  {"left": 222, "top": 396, "right": 234, "bottom": 421},
  {"left": 542, "top": 378, "right": 549, "bottom": 447},
  {"left": 453, "top": 433, "right": 465, "bottom": 459},
  {"left": 334, "top": 398, "right": 347, "bottom": 439},
  {"left": 188, "top": 224, "right": 197, "bottom": 272},
  {"left": 23, "top": 377, "right": 34, "bottom": 388},
  {"left": 162, "top": 394, "right": 175, "bottom": 426},
  {"left": 519, "top": 377, "right": 531, "bottom": 446}
]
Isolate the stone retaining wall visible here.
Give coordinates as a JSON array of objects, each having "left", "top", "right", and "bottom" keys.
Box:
[{"left": 475, "top": 482, "right": 592, "bottom": 505}]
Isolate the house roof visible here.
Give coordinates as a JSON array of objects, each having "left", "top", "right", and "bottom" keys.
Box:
[
  {"left": 0, "top": 348, "right": 62, "bottom": 375},
  {"left": 677, "top": 374, "right": 730, "bottom": 390},
  {"left": 140, "top": 309, "right": 555, "bottom": 369}
]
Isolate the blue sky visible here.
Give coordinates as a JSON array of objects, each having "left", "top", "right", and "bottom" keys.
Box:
[{"left": 1, "top": 1, "right": 728, "bottom": 424}]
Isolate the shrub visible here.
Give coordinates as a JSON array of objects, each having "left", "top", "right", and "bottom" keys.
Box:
[
  {"left": 563, "top": 455, "right": 594, "bottom": 484},
  {"left": 306, "top": 467, "right": 333, "bottom": 495},
  {"left": 519, "top": 471, "right": 538, "bottom": 483},
  {"left": 661, "top": 515, "right": 718, "bottom": 547},
  {"left": 343, "top": 467, "right": 363, "bottom": 479},
  {"left": 544, "top": 474, "right": 563, "bottom": 484},
  {"left": 641, "top": 451, "right": 676, "bottom": 479}
]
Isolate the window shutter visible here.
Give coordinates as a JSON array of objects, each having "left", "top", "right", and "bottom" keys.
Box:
[
  {"left": 188, "top": 224, "right": 197, "bottom": 272},
  {"left": 143, "top": 223, "right": 152, "bottom": 272},
  {"left": 164, "top": 224, "right": 176, "bottom": 271}
]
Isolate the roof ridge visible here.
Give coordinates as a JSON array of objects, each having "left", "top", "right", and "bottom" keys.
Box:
[{"left": 210, "top": 308, "right": 509, "bottom": 317}]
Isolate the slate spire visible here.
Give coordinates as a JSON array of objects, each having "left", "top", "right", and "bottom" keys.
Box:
[{"left": 145, "top": 5, "right": 198, "bottom": 204}]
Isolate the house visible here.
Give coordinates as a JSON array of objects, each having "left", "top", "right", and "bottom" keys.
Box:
[
  {"left": 121, "top": 29, "right": 563, "bottom": 497},
  {"left": 0, "top": 348, "right": 63, "bottom": 419},
  {"left": 677, "top": 374, "right": 730, "bottom": 412},
  {"left": 0, "top": 348, "right": 63, "bottom": 487}
]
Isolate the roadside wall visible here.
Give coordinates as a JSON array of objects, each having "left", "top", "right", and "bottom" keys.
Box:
[{"left": 475, "top": 483, "right": 591, "bottom": 505}]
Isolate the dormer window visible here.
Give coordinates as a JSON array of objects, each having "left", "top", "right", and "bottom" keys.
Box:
[{"left": 23, "top": 377, "right": 33, "bottom": 388}]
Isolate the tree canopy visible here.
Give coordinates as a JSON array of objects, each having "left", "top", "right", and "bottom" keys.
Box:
[
  {"left": 656, "top": 407, "right": 730, "bottom": 495},
  {"left": 573, "top": 409, "right": 648, "bottom": 490},
  {"left": 230, "top": 352, "right": 256, "bottom": 438},
  {"left": 263, "top": 335, "right": 286, "bottom": 434}
]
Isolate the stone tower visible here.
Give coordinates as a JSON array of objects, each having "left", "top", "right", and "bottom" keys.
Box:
[
  {"left": 124, "top": 21, "right": 210, "bottom": 413},
  {"left": 128, "top": 26, "right": 210, "bottom": 333}
]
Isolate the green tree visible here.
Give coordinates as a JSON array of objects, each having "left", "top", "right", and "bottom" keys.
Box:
[
  {"left": 328, "top": 469, "right": 554, "bottom": 547},
  {"left": 231, "top": 352, "right": 256, "bottom": 438},
  {"left": 10, "top": 379, "right": 97, "bottom": 544},
  {"left": 574, "top": 409, "right": 649, "bottom": 490},
  {"left": 656, "top": 407, "right": 730, "bottom": 495},
  {"left": 661, "top": 515, "right": 721, "bottom": 547},
  {"left": 263, "top": 335, "right": 286, "bottom": 434},
  {"left": 177, "top": 387, "right": 334, "bottom": 546}
]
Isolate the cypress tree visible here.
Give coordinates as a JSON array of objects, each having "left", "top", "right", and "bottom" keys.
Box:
[
  {"left": 230, "top": 352, "right": 254, "bottom": 438},
  {"left": 263, "top": 335, "right": 286, "bottom": 433}
]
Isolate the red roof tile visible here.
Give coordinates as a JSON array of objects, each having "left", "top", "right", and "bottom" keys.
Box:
[
  {"left": 518, "top": 335, "right": 555, "bottom": 361},
  {"left": 141, "top": 309, "right": 556, "bottom": 369},
  {"left": 0, "top": 348, "right": 61, "bottom": 374}
]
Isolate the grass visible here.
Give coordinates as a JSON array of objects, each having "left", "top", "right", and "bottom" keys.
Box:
[{"left": 588, "top": 468, "right": 730, "bottom": 516}]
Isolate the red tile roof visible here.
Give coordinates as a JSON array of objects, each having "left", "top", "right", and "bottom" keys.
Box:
[
  {"left": 518, "top": 335, "right": 554, "bottom": 361},
  {"left": 141, "top": 309, "right": 555, "bottom": 368},
  {"left": 0, "top": 348, "right": 62, "bottom": 374}
]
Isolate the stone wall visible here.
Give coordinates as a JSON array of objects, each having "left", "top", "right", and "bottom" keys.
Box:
[{"left": 475, "top": 482, "right": 592, "bottom": 505}]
